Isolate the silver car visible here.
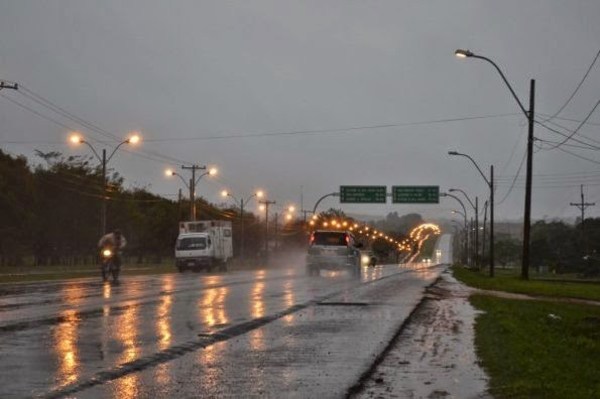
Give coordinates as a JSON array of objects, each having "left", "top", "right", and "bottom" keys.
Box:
[{"left": 306, "top": 230, "right": 362, "bottom": 276}]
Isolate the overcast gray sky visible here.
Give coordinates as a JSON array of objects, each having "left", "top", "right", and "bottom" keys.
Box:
[{"left": 1, "top": 1, "right": 599, "bottom": 222}]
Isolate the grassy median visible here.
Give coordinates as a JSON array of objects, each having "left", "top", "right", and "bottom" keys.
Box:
[{"left": 453, "top": 266, "right": 600, "bottom": 398}]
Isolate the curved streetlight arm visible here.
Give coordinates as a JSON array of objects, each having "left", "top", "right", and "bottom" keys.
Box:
[
  {"left": 312, "top": 192, "right": 340, "bottom": 215},
  {"left": 194, "top": 170, "right": 210, "bottom": 186},
  {"left": 224, "top": 192, "right": 261, "bottom": 208},
  {"left": 448, "top": 151, "right": 490, "bottom": 187},
  {"left": 80, "top": 141, "right": 103, "bottom": 164},
  {"left": 105, "top": 139, "right": 130, "bottom": 164},
  {"left": 440, "top": 192, "right": 468, "bottom": 220},
  {"left": 456, "top": 50, "right": 527, "bottom": 117},
  {"left": 451, "top": 209, "right": 468, "bottom": 229},
  {"left": 243, "top": 193, "right": 260, "bottom": 205},
  {"left": 449, "top": 188, "right": 476, "bottom": 211},
  {"left": 224, "top": 193, "right": 240, "bottom": 206},
  {"left": 171, "top": 172, "right": 190, "bottom": 189},
  {"left": 470, "top": 54, "right": 528, "bottom": 117}
]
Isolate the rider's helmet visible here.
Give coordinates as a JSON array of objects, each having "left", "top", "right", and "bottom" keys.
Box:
[{"left": 113, "top": 229, "right": 122, "bottom": 238}]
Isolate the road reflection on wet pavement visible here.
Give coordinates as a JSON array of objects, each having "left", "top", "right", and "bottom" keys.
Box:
[{"left": 0, "top": 262, "right": 445, "bottom": 398}]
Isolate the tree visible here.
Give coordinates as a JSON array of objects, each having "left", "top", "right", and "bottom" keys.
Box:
[
  {"left": 0, "top": 150, "right": 35, "bottom": 265},
  {"left": 530, "top": 221, "right": 579, "bottom": 273}
]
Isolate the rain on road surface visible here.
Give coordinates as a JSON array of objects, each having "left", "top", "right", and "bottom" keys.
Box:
[{"left": 1, "top": 248, "right": 449, "bottom": 398}]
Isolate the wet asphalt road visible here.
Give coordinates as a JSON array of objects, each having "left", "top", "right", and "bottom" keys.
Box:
[{"left": 0, "top": 257, "right": 447, "bottom": 398}]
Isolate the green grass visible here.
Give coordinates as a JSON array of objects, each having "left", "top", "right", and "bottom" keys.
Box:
[
  {"left": 471, "top": 295, "right": 600, "bottom": 399},
  {"left": 453, "top": 266, "right": 600, "bottom": 302}
]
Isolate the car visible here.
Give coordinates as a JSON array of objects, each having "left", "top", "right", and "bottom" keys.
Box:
[{"left": 306, "top": 230, "right": 362, "bottom": 276}]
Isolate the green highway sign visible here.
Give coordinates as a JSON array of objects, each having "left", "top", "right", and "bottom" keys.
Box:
[
  {"left": 392, "top": 186, "right": 439, "bottom": 204},
  {"left": 340, "top": 186, "right": 387, "bottom": 203}
]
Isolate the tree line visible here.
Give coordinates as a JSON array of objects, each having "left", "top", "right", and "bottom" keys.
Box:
[
  {"left": 483, "top": 220, "right": 600, "bottom": 276},
  {"left": 0, "top": 149, "right": 265, "bottom": 267}
]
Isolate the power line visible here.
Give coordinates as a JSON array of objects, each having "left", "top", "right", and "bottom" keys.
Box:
[
  {"left": 539, "top": 99, "right": 600, "bottom": 150},
  {"left": 3, "top": 84, "right": 193, "bottom": 165},
  {"left": 535, "top": 119, "right": 600, "bottom": 151},
  {"left": 556, "top": 146, "right": 600, "bottom": 166},
  {"left": 17, "top": 85, "right": 119, "bottom": 140},
  {"left": 0, "top": 92, "right": 189, "bottom": 167},
  {"left": 537, "top": 113, "right": 600, "bottom": 127},
  {"left": 140, "top": 113, "right": 521, "bottom": 142},
  {"left": 1, "top": 93, "right": 77, "bottom": 132},
  {"left": 496, "top": 149, "right": 527, "bottom": 206},
  {"left": 542, "top": 48, "right": 600, "bottom": 122},
  {"left": 535, "top": 138, "right": 600, "bottom": 152}
]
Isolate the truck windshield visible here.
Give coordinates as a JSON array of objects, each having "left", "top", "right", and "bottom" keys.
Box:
[{"left": 176, "top": 237, "right": 207, "bottom": 250}]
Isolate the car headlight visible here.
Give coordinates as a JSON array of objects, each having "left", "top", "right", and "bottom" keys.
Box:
[
  {"left": 361, "top": 255, "right": 370, "bottom": 264},
  {"left": 102, "top": 249, "right": 112, "bottom": 257}
]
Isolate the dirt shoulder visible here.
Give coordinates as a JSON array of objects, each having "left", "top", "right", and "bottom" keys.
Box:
[{"left": 352, "top": 269, "right": 491, "bottom": 399}]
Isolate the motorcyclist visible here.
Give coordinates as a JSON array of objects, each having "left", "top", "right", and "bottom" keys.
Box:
[{"left": 98, "top": 229, "right": 127, "bottom": 269}]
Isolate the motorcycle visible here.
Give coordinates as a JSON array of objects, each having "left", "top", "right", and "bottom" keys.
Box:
[
  {"left": 100, "top": 248, "right": 120, "bottom": 282},
  {"left": 368, "top": 256, "right": 377, "bottom": 267}
]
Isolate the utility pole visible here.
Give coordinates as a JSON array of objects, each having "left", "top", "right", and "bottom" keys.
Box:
[
  {"left": 490, "top": 165, "right": 495, "bottom": 277},
  {"left": 178, "top": 188, "right": 183, "bottom": 220},
  {"left": 181, "top": 164, "right": 207, "bottom": 221},
  {"left": 274, "top": 212, "right": 279, "bottom": 251},
  {"left": 301, "top": 209, "right": 313, "bottom": 223},
  {"left": 482, "top": 200, "right": 489, "bottom": 265},
  {"left": 522, "top": 80, "right": 535, "bottom": 280},
  {"left": 470, "top": 217, "right": 474, "bottom": 267},
  {"left": 475, "top": 196, "right": 479, "bottom": 270},
  {"left": 571, "top": 185, "right": 595, "bottom": 256},
  {"left": 259, "top": 200, "right": 276, "bottom": 261},
  {"left": 102, "top": 149, "right": 107, "bottom": 234}
]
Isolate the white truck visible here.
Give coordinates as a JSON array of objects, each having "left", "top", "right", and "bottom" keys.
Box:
[{"left": 175, "top": 220, "right": 233, "bottom": 272}]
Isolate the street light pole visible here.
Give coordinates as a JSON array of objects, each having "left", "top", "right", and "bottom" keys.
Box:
[
  {"left": 448, "top": 151, "right": 495, "bottom": 276},
  {"left": 181, "top": 165, "right": 205, "bottom": 221},
  {"left": 452, "top": 208, "right": 469, "bottom": 266},
  {"left": 222, "top": 190, "right": 264, "bottom": 260},
  {"left": 70, "top": 133, "right": 140, "bottom": 234},
  {"left": 449, "top": 188, "right": 479, "bottom": 269},
  {"left": 455, "top": 48, "right": 534, "bottom": 280},
  {"left": 441, "top": 192, "right": 469, "bottom": 266},
  {"left": 102, "top": 149, "right": 107, "bottom": 234},
  {"left": 172, "top": 165, "right": 217, "bottom": 221},
  {"left": 259, "top": 200, "right": 276, "bottom": 262}
]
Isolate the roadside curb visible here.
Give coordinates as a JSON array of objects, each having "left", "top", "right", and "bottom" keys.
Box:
[{"left": 345, "top": 265, "right": 447, "bottom": 398}]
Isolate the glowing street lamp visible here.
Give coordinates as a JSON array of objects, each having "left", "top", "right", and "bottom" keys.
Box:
[
  {"left": 454, "top": 48, "right": 534, "bottom": 279},
  {"left": 69, "top": 132, "right": 141, "bottom": 234},
  {"left": 222, "top": 189, "right": 265, "bottom": 259},
  {"left": 165, "top": 164, "right": 217, "bottom": 220}
]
